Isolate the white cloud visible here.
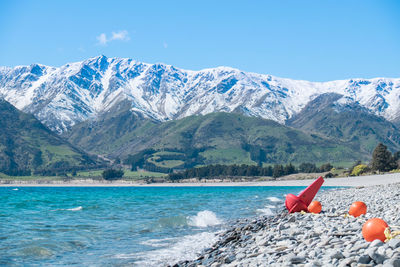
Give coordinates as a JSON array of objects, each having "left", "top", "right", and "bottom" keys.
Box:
[
  {"left": 111, "top": 30, "right": 130, "bottom": 41},
  {"left": 96, "top": 30, "right": 130, "bottom": 46},
  {"left": 97, "top": 33, "right": 108, "bottom": 45}
]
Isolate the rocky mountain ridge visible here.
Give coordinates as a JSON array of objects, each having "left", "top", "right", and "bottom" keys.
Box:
[{"left": 1, "top": 55, "right": 399, "bottom": 133}]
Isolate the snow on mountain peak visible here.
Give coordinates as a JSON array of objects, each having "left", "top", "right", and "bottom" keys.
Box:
[{"left": 0, "top": 56, "right": 399, "bottom": 132}]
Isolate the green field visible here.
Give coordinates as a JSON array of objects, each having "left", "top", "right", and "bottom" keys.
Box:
[{"left": 0, "top": 172, "right": 69, "bottom": 181}]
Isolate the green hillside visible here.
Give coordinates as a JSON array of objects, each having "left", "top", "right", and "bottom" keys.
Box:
[
  {"left": 134, "top": 112, "right": 364, "bottom": 166},
  {"left": 65, "top": 100, "right": 158, "bottom": 155},
  {"left": 0, "top": 99, "right": 100, "bottom": 175},
  {"left": 287, "top": 93, "right": 400, "bottom": 154},
  {"left": 65, "top": 104, "right": 368, "bottom": 169}
]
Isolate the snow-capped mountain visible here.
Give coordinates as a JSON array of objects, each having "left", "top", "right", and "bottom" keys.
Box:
[{"left": 1, "top": 55, "right": 400, "bottom": 133}]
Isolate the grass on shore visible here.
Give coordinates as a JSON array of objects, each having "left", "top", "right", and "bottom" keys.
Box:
[{"left": 0, "top": 173, "right": 68, "bottom": 181}]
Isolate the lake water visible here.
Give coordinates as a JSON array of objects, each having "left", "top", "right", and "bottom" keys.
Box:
[{"left": 0, "top": 186, "right": 329, "bottom": 266}]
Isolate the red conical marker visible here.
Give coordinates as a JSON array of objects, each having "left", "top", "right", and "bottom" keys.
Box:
[
  {"left": 285, "top": 176, "right": 324, "bottom": 213},
  {"left": 298, "top": 176, "right": 324, "bottom": 206},
  {"left": 285, "top": 194, "right": 308, "bottom": 213}
]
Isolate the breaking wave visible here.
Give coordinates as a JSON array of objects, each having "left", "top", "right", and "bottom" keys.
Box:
[
  {"left": 267, "top": 197, "right": 282, "bottom": 202},
  {"left": 65, "top": 206, "right": 83, "bottom": 211},
  {"left": 256, "top": 208, "right": 274, "bottom": 216},
  {"left": 187, "top": 210, "right": 223, "bottom": 227},
  {"left": 129, "top": 232, "right": 219, "bottom": 266}
]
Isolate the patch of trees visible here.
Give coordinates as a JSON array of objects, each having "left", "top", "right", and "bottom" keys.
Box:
[
  {"left": 182, "top": 148, "right": 206, "bottom": 168},
  {"left": 33, "top": 169, "right": 59, "bottom": 176},
  {"left": 124, "top": 149, "right": 156, "bottom": 170},
  {"left": 124, "top": 148, "right": 206, "bottom": 172},
  {"left": 348, "top": 143, "right": 400, "bottom": 176},
  {"left": 298, "top": 163, "right": 319, "bottom": 173},
  {"left": 168, "top": 162, "right": 333, "bottom": 181},
  {"left": 319, "top": 163, "right": 333, "bottom": 172},
  {"left": 32, "top": 165, "right": 96, "bottom": 176},
  {"left": 242, "top": 144, "right": 266, "bottom": 165},
  {"left": 2, "top": 168, "right": 31, "bottom": 176},
  {"left": 31, "top": 159, "right": 105, "bottom": 176},
  {"left": 102, "top": 169, "right": 124, "bottom": 180},
  {"left": 142, "top": 162, "right": 174, "bottom": 174},
  {"left": 371, "top": 143, "right": 399, "bottom": 172},
  {"left": 153, "top": 154, "right": 186, "bottom": 162},
  {"left": 32, "top": 150, "right": 43, "bottom": 168},
  {"left": 350, "top": 164, "right": 370, "bottom": 176},
  {"left": 0, "top": 152, "right": 31, "bottom": 176}
]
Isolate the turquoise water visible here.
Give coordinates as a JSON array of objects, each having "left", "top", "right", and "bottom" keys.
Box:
[{"left": 0, "top": 186, "right": 327, "bottom": 266}]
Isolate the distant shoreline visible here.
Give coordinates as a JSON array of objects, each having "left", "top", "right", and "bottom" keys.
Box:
[{"left": 1, "top": 173, "right": 399, "bottom": 187}]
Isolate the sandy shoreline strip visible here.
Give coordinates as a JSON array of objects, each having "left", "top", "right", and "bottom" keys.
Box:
[{"left": 1, "top": 173, "right": 399, "bottom": 187}]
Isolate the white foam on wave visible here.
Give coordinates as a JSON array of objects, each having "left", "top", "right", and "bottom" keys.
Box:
[
  {"left": 267, "top": 197, "right": 282, "bottom": 202},
  {"left": 140, "top": 237, "right": 177, "bottom": 248},
  {"left": 128, "top": 232, "right": 219, "bottom": 266},
  {"left": 187, "top": 210, "right": 223, "bottom": 227},
  {"left": 65, "top": 206, "right": 82, "bottom": 211},
  {"left": 257, "top": 208, "right": 274, "bottom": 216},
  {"left": 12, "top": 188, "right": 19, "bottom": 191}
]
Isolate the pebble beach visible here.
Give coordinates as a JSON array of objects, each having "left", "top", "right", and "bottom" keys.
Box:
[{"left": 173, "top": 182, "right": 400, "bottom": 267}]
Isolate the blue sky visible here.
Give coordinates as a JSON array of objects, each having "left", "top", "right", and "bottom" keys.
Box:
[{"left": 0, "top": 0, "right": 399, "bottom": 81}]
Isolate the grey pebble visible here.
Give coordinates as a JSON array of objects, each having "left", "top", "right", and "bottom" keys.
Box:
[
  {"left": 368, "top": 251, "right": 387, "bottom": 264},
  {"left": 385, "top": 257, "right": 400, "bottom": 267},
  {"left": 329, "top": 250, "right": 344, "bottom": 259},
  {"left": 358, "top": 255, "right": 372, "bottom": 264},
  {"left": 370, "top": 239, "right": 384, "bottom": 247},
  {"left": 388, "top": 239, "right": 400, "bottom": 249},
  {"left": 288, "top": 255, "right": 306, "bottom": 264}
]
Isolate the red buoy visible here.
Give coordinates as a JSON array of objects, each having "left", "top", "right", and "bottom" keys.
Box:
[
  {"left": 285, "top": 176, "right": 324, "bottom": 213},
  {"left": 285, "top": 194, "right": 308, "bottom": 213}
]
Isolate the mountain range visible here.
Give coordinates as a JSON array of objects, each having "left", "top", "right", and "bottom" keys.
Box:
[
  {"left": 1, "top": 55, "right": 400, "bottom": 133},
  {"left": 1, "top": 56, "right": 400, "bottom": 171}
]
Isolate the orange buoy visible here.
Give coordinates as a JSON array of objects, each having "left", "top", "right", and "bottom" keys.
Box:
[
  {"left": 362, "top": 218, "right": 389, "bottom": 242},
  {"left": 308, "top": 200, "right": 322, "bottom": 214},
  {"left": 348, "top": 201, "right": 367, "bottom": 217}
]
